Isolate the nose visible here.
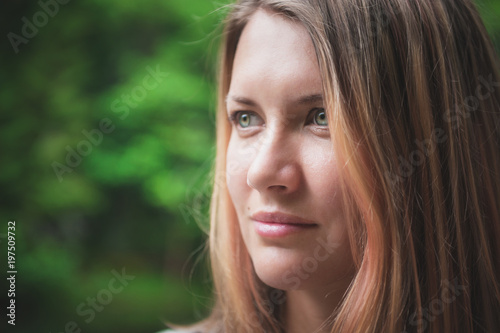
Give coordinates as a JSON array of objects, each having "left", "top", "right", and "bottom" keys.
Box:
[{"left": 246, "top": 127, "right": 301, "bottom": 194}]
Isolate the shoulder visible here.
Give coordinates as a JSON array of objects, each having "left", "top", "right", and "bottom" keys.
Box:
[
  {"left": 156, "top": 323, "right": 214, "bottom": 333},
  {"left": 156, "top": 329, "right": 202, "bottom": 333}
]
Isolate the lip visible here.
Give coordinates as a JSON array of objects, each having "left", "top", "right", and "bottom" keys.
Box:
[
  {"left": 250, "top": 211, "right": 318, "bottom": 238},
  {"left": 250, "top": 211, "right": 317, "bottom": 224}
]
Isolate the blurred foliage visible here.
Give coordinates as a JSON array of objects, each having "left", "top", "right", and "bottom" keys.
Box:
[
  {"left": 0, "top": 1, "right": 228, "bottom": 332},
  {"left": 0, "top": 0, "right": 499, "bottom": 332}
]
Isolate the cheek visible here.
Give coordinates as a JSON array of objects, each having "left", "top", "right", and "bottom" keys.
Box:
[
  {"left": 226, "top": 138, "right": 252, "bottom": 208},
  {"left": 302, "top": 143, "right": 342, "bottom": 207}
]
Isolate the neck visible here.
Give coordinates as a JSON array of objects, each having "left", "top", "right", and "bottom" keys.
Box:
[{"left": 283, "top": 279, "right": 352, "bottom": 333}]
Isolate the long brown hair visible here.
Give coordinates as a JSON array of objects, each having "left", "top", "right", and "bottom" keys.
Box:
[{"left": 195, "top": 0, "right": 500, "bottom": 332}]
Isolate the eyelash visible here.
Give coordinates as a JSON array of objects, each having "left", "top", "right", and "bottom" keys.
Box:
[
  {"left": 227, "top": 111, "right": 247, "bottom": 125},
  {"left": 227, "top": 108, "right": 327, "bottom": 128}
]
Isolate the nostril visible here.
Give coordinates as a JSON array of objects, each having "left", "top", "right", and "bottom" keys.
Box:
[{"left": 270, "top": 185, "right": 287, "bottom": 191}]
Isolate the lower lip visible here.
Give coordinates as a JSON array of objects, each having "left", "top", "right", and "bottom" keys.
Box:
[{"left": 253, "top": 221, "right": 318, "bottom": 238}]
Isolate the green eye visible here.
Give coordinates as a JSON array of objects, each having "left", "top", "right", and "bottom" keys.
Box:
[
  {"left": 239, "top": 112, "right": 251, "bottom": 127},
  {"left": 230, "top": 111, "right": 263, "bottom": 128},
  {"left": 313, "top": 108, "right": 328, "bottom": 126}
]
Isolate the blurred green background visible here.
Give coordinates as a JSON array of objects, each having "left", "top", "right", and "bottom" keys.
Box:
[{"left": 0, "top": 1, "right": 499, "bottom": 332}]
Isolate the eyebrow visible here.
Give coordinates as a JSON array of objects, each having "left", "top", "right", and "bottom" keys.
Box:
[{"left": 226, "top": 93, "right": 323, "bottom": 107}]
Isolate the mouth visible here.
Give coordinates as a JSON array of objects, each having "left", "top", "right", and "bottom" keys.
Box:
[
  {"left": 250, "top": 211, "right": 318, "bottom": 238},
  {"left": 252, "top": 221, "right": 318, "bottom": 238}
]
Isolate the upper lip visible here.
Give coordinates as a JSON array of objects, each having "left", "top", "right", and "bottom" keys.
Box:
[{"left": 250, "top": 211, "right": 317, "bottom": 225}]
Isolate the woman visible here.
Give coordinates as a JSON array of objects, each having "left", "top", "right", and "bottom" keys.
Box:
[{"left": 164, "top": 0, "right": 500, "bottom": 332}]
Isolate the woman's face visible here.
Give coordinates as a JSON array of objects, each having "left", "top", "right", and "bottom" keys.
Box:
[{"left": 226, "top": 9, "right": 354, "bottom": 292}]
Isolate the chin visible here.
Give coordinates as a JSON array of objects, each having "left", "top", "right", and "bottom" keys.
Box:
[
  {"left": 248, "top": 238, "right": 355, "bottom": 292},
  {"left": 250, "top": 246, "right": 317, "bottom": 290}
]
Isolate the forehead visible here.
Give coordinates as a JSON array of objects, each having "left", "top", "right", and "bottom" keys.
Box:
[{"left": 229, "top": 8, "right": 322, "bottom": 101}]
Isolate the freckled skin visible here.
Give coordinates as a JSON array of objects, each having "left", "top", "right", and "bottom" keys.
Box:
[{"left": 226, "top": 8, "right": 354, "bottom": 294}]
